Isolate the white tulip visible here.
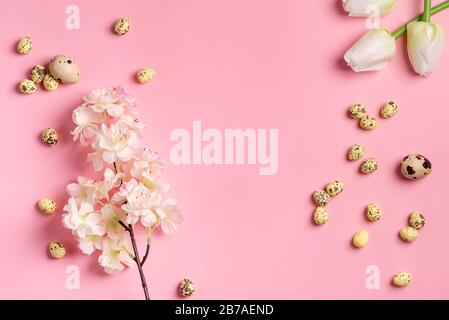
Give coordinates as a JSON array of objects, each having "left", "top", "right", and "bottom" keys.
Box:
[
  {"left": 344, "top": 28, "right": 396, "bottom": 72},
  {"left": 407, "top": 21, "right": 445, "bottom": 77},
  {"left": 342, "top": 0, "right": 396, "bottom": 17}
]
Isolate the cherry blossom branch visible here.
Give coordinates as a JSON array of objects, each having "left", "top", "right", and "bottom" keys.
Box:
[
  {"left": 128, "top": 224, "right": 150, "bottom": 300},
  {"left": 140, "top": 229, "right": 152, "bottom": 267},
  {"left": 113, "top": 161, "right": 123, "bottom": 186},
  {"left": 140, "top": 243, "right": 150, "bottom": 267},
  {"left": 118, "top": 220, "right": 130, "bottom": 232},
  {"left": 65, "top": 87, "right": 183, "bottom": 300},
  {"left": 117, "top": 220, "right": 150, "bottom": 299},
  {"left": 113, "top": 161, "right": 120, "bottom": 174}
]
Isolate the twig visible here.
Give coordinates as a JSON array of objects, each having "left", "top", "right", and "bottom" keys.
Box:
[
  {"left": 113, "top": 161, "right": 123, "bottom": 186},
  {"left": 118, "top": 220, "right": 129, "bottom": 232},
  {"left": 128, "top": 224, "right": 150, "bottom": 300},
  {"left": 114, "top": 200, "right": 150, "bottom": 299},
  {"left": 140, "top": 243, "right": 150, "bottom": 267}
]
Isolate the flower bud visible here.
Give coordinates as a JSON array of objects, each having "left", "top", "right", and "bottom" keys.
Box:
[
  {"left": 342, "top": 0, "right": 396, "bottom": 17},
  {"left": 407, "top": 21, "right": 445, "bottom": 77},
  {"left": 344, "top": 28, "right": 396, "bottom": 72}
]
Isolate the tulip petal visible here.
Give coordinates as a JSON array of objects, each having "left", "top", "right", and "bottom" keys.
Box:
[
  {"left": 344, "top": 28, "right": 396, "bottom": 72},
  {"left": 407, "top": 21, "right": 445, "bottom": 77},
  {"left": 342, "top": 0, "right": 396, "bottom": 17}
]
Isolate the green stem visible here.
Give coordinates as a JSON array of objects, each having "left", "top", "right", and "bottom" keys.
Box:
[
  {"left": 392, "top": 0, "right": 449, "bottom": 39},
  {"left": 423, "top": 0, "right": 432, "bottom": 22}
]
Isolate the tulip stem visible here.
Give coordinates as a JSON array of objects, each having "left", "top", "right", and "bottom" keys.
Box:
[
  {"left": 423, "top": 0, "right": 432, "bottom": 22},
  {"left": 392, "top": 0, "right": 449, "bottom": 39}
]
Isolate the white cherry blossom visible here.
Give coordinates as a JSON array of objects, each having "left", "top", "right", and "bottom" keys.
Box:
[
  {"left": 72, "top": 106, "right": 102, "bottom": 145},
  {"left": 83, "top": 88, "right": 124, "bottom": 117},
  {"left": 66, "top": 176, "right": 98, "bottom": 204},
  {"left": 92, "top": 123, "right": 139, "bottom": 164},
  {"left": 78, "top": 235, "right": 103, "bottom": 255},
  {"left": 98, "top": 239, "right": 135, "bottom": 274},
  {"left": 65, "top": 87, "right": 182, "bottom": 279},
  {"left": 62, "top": 198, "right": 106, "bottom": 239},
  {"left": 97, "top": 168, "right": 123, "bottom": 199},
  {"left": 154, "top": 198, "right": 183, "bottom": 234}
]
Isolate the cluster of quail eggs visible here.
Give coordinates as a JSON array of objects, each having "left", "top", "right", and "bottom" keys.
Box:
[
  {"left": 312, "top": 180, "right": 344, "bottom": 225},
  {"left": 348, "top": 103, "right": 375, "bottom": 130},
  {"left": 399, "top": 211, "right": 426, "bottom": 242},
  {"left": 350, "top": 206, "right": 423, "bottom": 287},
  {"left": 15, "top": 37, "right": 74, "bottom": 257},
  {"left": 351, "top": 204, "right": 382, "bottom": 249},
  {"left": 111, "top": 18, "right": 156, "bottom": 85},
  {"left": 351, "top": 208, "right": 423, "bottom": 287},
  {"left": 37, "top": 198, "right": 66, "bottom": 258},
  {"left": 311, "top": 100, "right": 433, "bottom": 288},
  {"left": 348, "top": 101, "right": 399, "bottom": 130},
  {"left": 347, "top": 144, "right": 378, "bottom": 175},
  {"left": 346, "top": 102, "right": 400, "bottom": 173},
  {"left": 17, "top": 54, "right": 80, "bottom": 94},
  {"left": 347, "top": 147, "right": 432, "bottom": 181}
]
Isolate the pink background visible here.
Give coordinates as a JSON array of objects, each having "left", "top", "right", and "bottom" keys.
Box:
[{"left": 1, "top": 0, "right": 449, "bottom": 299}]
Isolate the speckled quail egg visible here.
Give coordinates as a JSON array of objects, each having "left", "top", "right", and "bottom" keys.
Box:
[
  {"left": 49, "top": 241, "right": 66, "bottom": 259},
  {"left": 18, "top": 79, "right": 37, "bottom": 94},
  {"left": 409, "top": 211, "right": 425, "bottom": 230},
  {"left": 179, "top": 278, "right": 195, "bottom": 297},
  {"left": 360, "top": 158, "right": 378, "bottom": 174},
  {"left": 325, "top": 180, "right": 344, "bottom": 197},
  {"left": 313, "top": 190, "right": 331, "bottom": 206},
  {"left": 16, "top": 36, "right": 32, "bottom": 54},
  {"left": 348, "top": 103, "right": 368, "bottom": 119},
  {"left": 49, "top": 55, "right": 80, "bottom": 84},
  {"left": 313, "top": 207, "right": 328, "bottom": 225},
  {"left": 136, "top": 68, "right": 155, "bottom": 83},
  {"left": 359, "top": 115, "right": 377, "bottom": 130},
  {"left": 41, "top": 128, "right": 58, "bottom": 146},
  {"left": 352, "top": 230, "right": 369, "bottom": 248},
  {"left": 399, "top": 227, "right": 418, "bottom": 242},
  {"left": 380, "top": 101, "right": 399, "bottom": 118},
  {"left": 31, "top": 65, "right": 46, "bottom": 83},
  {"left": 392, "top": 272, "right": 411, "bottom": 287},
  {"left": 365, "top": 203, "right": 382, "bottom": 222},
  {"left": 43, "top": 74, "right": 59, "bottom": 91},
  {"left": 38, "top": 198, "right": 56, "bottom": 215},
  {"left": 400, "top": 154, "right": 432, "bottom": 180},
  {"left": 348, "top": 144, "right": 365, "bottom": 161},
  {"left": 114, "top": 17, "right": 131, "bottom": 35}
]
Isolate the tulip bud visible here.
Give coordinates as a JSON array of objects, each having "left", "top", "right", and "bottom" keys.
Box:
[
  {"left": 407, "top": 21, "right": 445, "bottom": 77},
  {"left": 344, "top": 28, "right": 396, "bottom": 72},
  {"left": 342, "top": 0, "right": 396, "bottom": 17}
]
